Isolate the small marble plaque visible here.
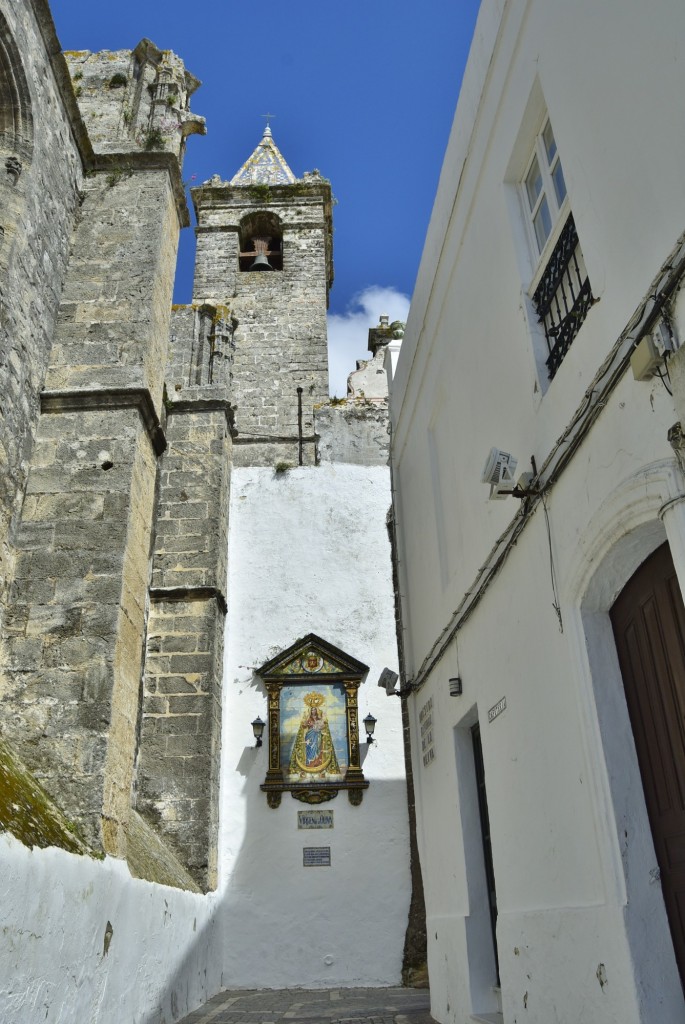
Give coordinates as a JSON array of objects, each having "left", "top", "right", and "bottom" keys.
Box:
[{"left": 303, "top": 846, "right": 331, "bottom": 867}]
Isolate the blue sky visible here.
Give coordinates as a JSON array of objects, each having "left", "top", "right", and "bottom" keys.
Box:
[{"left": 51, "top": 1, "right": 481, "bottom": 394}]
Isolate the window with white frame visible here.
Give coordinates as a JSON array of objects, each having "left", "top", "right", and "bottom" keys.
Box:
[
  {"left": 523, "top": 120, "right": 567, "bottom": 254},
  {"left": 522, "top": 117, "right": 594, "bottom": 379}
]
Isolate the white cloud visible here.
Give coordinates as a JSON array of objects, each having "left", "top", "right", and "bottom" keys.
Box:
[{"left": 327, "top": 286, "right": 410, "bottom": 398}]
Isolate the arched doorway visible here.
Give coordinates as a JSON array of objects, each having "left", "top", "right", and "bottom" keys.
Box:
[{"left": 610, "top": 541, "right": 685, "bottom": 987}]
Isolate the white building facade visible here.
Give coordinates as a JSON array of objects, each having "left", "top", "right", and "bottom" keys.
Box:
[{"left": 388, "top": 1, "right": 685, "bottom": 1021}]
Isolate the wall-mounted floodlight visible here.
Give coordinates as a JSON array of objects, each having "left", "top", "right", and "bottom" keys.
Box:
[
  {"left": 482, "top": 450, "right": 541, "bottom": 501},
  {"left": 481, "top": 447, "right": 518, "bottom": 500},
  {"left": 377, "top": 667, "right": 399, "bottom": 696}
]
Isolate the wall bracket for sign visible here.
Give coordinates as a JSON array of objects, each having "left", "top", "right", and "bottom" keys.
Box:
[{"left": 257, "top": 633, "right": 370, "bottom": 808}]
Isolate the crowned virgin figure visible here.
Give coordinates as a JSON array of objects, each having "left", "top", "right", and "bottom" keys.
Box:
[{"left": 289, "top": 691, "right": 340, "bottom": 778}]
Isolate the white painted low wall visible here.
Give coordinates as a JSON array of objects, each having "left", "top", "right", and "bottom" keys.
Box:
[{"left": 0, "top": 835, "right": 220, "bottom": 1024}]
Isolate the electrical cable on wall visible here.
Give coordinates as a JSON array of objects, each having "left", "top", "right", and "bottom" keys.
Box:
[
  {"left": 541, "top": 492, "right": 563, "bottom": 633},
  {"left": 656, "top": 366, "right": 673, "bottom": 395}
]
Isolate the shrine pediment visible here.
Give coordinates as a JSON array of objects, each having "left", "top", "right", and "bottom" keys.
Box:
[{"left": 257, "top": 633, "right": 369, "bottom": 681}]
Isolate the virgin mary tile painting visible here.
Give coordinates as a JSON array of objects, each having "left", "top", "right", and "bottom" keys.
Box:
[
  {"left": 280, "top": 685, "right": 347, "bottom": 783},
  {"left": 258, "top": 634, "right": 369, "bottom": 806}
]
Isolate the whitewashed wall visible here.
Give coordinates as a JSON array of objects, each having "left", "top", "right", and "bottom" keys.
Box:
[
  {"left": 389, "top": 0, "right": 685, "bottom": 1021},
  {"left": 220, "top": 464, "right": 409, "bottom": 988},
  {"left": 0, "top": 835, "right": 221, "bottom": 1024}
]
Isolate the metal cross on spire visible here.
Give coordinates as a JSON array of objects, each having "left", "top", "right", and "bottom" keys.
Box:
[{"left": 261, "top": 113, "right": 276, "bottom": 136}]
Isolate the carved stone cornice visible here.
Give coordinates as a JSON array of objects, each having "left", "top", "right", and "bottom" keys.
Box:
[{"left": 40, "top": 387, "right": 166, "bottom": 455}]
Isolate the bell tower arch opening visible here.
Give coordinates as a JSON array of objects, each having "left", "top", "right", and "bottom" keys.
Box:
[{"left": 238, "top": 210, "right": 283, "bottom": 272}]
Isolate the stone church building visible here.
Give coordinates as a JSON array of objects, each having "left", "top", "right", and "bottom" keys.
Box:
[{"left": 0, "top": 2, "right": 417, "bottom": 1020}]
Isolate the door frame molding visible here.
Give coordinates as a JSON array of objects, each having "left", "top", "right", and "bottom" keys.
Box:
[{"left": 565, "top": 458, "right": 685, "bottom": 1012}]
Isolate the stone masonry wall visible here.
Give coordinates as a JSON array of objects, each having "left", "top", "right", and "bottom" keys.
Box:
[
  {"left": 2, "top": 407, "right": 155, "bottom": 850},
  {"left": 0, "top": 7, "right": 219, "bottom": 883},
  {"left": 0, "top": 0, "right": 84, "bottom": 627},
  {"left": 316, "top": 400, "right": 390, "bottom": 466},
  {"left": 149, "top": 402, "right": 230, "bottom": 596},
  {"left": 1, "top": 162, "right": 186, "bottom": 857},
  {"left": 64, "top": 40, "right": 204, "bottom": 159},
  {"left": 315, "top": 334, "right": 391, "bottom": 465},
  {"left": 192, "top": 183, "right": 332, "bottom": 467},
  {"left": 137, "top": 399, "right": 231, "bottom": 890},
  {"left": 169, "top": 303, "right": 235, "bottom": 389},
  {"left": 43, "top": 168, "right": 180, "bottom": 407},
  {"left": 138, "top": 596, "right": 224, "bottom": 890}
]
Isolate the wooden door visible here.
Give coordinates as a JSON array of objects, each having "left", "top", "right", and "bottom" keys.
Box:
[
  {"left": 472, "top": 723, "right": 499, "bottom": 983},
  {"left": 611, "top": 542, "right": 685, "bottom": 986}
]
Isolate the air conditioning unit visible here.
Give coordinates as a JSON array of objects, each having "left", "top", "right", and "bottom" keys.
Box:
[{"left": 481, "top": 448, "right": 518, "bottom": 500}]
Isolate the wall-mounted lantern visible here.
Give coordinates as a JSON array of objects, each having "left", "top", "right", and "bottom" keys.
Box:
[
  {"left": 363, "top": 713, "right": 377, "bottom": 744},
  {"left": 252, "top": 716, "right": 265, "bottom": 747}
]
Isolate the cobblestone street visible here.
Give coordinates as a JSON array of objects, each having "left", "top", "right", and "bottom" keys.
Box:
[{"left": 177, "top": 988, "right": 434, "bottom": 1024}]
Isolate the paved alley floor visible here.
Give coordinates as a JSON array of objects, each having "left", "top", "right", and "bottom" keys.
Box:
[{"left": 177, "top": 987, "right": 434, "bottom": 1024}]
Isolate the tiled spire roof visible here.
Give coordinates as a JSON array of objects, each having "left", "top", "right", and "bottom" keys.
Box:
[{"left": 230, "top": 126, "right": 297, "bottom": 186}]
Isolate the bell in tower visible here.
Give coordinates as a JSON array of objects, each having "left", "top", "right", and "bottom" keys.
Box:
[{"left": 249, "top": 236, "right": 273, "bottom": 272}]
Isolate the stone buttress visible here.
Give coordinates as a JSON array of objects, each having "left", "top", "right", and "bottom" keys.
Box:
[
  {"left": 0, "top": 35, "right": 219, "bottom": 888},
  {"left": 135, "top": 304, "right": 233, "bottom": 891}
]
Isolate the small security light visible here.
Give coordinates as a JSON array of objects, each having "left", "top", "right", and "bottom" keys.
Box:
[
  {"left": 363, "top": 713, "right": 377, "bottom": 744},
  {"left": 448, "top": 677, "right": 462, "bottom": 697},
  {"left": 251, "top": 716, "right": 265, "bottom": 747}
]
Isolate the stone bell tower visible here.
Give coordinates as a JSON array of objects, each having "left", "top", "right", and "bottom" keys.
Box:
[{"left": 186, "top": 125, "right": 334, "bottom": 467}]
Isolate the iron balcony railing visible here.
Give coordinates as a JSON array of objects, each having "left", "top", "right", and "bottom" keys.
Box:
[{"left": 532, "top": 213, "right": 594, "bottom": 379}]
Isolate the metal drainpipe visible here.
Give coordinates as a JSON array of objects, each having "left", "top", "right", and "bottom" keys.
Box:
[{"left": 297, "top": 386, "right": 303, "bottom": 466}]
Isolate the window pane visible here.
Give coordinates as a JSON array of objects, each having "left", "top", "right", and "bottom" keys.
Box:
[
  {"left": 525, "top": 157, "right": 543, "bottom": 211},
  {"left": 533, "top": 197, "right": 552, "bottom": 251},
  {"left": 552, "top": 160, "right": 567, "bottom": 205},
  {"left": 543, "top": 121, "right": 557, "bottom": 164}
]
